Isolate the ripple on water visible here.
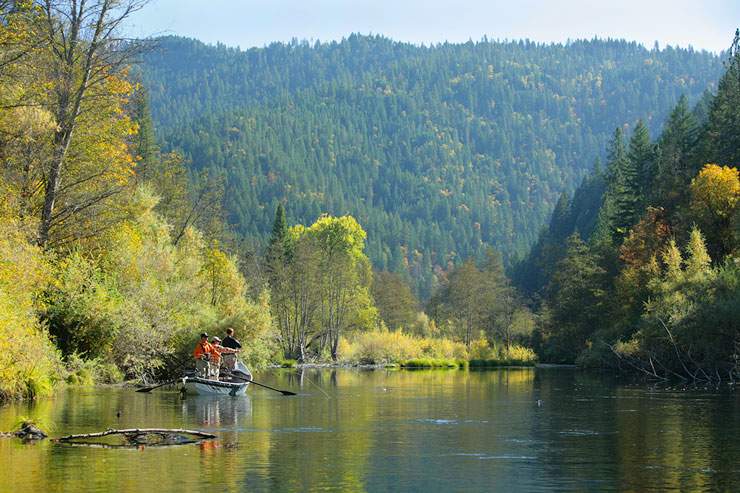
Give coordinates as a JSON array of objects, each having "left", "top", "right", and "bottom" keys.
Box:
[
  {"left": 416, "top": 418, "right": 492, "bottom": 425},
  {"left": 558, "top": 429, "right": 601, "bottom": 436},
  {"left": 276, "top": 427, "right": 329, "bottom": 433},
  {"left": 450, "top": 452, "right": 537, "bottom": 460},
  {"left": 478, "top": 455, "right": 538, "bottom": 460}
]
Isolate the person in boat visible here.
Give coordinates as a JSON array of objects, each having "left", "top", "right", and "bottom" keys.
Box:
[
  {"left": 194, "top": 332, "right": 219, "bottom": 379},
  {"left": 210, "top": 336, "right": 240, "bottom": 380},
  {"left": 220, "top": 327, "right": 242, "bottom": 374}
]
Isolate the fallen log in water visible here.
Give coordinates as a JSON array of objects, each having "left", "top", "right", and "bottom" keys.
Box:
[{"left": 54, "top": 428, "right": 216, "bottom": 445}]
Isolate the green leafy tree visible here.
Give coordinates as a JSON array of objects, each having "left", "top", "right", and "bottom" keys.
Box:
[
  {"left": 308, "top": 215, "right": 374, "bottom": 361},
  {"left": 544, "top": 233, "right": 606, "bottom": 359},
  {"left": 269, "top": 224, "right": 322, "bottom": 361},
  {"left": 371, "top": 270, "right": 418, "bottom": 332},
  {"left": 444, "top": 258, "right": 485, "bottom": 347},
  {"left": 268, "top": 214, "right": 374, "bottom": 361},
  {"left": 481, "top": 248, "right": 520, "bottom": 358}
]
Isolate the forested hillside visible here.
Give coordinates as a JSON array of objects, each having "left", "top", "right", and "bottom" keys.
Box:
[
  {"left": 505, "top": 31, "right": 740, "bottom": 381},
  {"left": 140, "top": 36, "right": 723, "bottom": 297}
]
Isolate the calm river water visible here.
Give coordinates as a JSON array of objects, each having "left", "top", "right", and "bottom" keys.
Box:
[{"left": 2, "top": 367, "right": 740, "bottom": 491}]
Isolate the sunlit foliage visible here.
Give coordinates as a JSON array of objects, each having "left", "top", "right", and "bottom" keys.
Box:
[
  {"left": 690, "top": 164, "right": 740, "bottom": 257},
  {"left": 337, "top": 327, "right": 467, "bottom": 364},
  {"left": 45, "top": 187, "right": 274, "bottom": 380},
  {"left": 268, "top": 213, "right": 375, "bottom": 361},
  {"left": 0, "top": 212, "right": 60, "bottom": 400}
]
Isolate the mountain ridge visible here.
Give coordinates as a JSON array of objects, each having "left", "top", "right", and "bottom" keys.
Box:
[{"left": 139, "top": 34, "right": 724, "bottom": 297}]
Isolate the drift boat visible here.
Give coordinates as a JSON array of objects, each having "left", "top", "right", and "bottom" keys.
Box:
[{"left": 179, "top": 362, "right": 253, "bottom": 396}]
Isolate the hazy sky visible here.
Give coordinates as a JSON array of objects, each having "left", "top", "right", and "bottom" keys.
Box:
[{"left": 128, "top": 0, "right": 740, "bottom": 54}]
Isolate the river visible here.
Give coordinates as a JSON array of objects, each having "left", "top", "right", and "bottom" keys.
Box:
[{"left": 2, "top": 367, "right": 740, "bottom": 491}]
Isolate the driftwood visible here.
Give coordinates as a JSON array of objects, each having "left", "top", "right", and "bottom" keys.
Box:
[{"left": 54, "top": 428, "right": 216, "bottom": 446}]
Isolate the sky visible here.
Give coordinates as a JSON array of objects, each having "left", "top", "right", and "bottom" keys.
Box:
[{"left": 128, "top": 0, "right": 740, "bottom": 54}]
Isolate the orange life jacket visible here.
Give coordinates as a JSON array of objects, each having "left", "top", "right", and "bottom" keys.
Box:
[{"left": 194, "top": 341, "right": 219, "bottom": 360}]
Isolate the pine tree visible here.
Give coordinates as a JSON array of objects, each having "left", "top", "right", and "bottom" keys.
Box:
[
  {"left": 701, "top": 30, "right": 740, "bottom": 167},
  {"left": 266, "top": 203, "right": 288, "bottom": 266},
  {"left": 653, "top": 95, "right": 699, "bottom": 217},
  {"left": 548, "top": 190, "right": 573, "bottom": 240},
  {"left": 627, "top": 119, "right": 655, "bottom": 214},
  {"left": 130, "top": 84, "right": 160, "bottom": 183},
  {"left": 593, "top": 127, "right": 634, "bottom": 244}
]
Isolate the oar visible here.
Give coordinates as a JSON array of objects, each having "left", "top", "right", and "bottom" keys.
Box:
[
  {"left": 136, "top": 378, "right": 180, "bottom": 393},
  {"left": 247, "top": 379, "right": 297, "bottom": 396},
  {"left": 231, "top": 374, "right": 296, "bottom": 395}
]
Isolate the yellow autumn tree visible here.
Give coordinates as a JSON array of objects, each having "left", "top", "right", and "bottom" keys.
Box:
[
  {"left": 689, "top": 164, "right": 740, "bottom": 258},
  {"left": 0, "top": 1, "right": 147, "bottom": 247},
  {"left": 0, "top": 209, "right": 60, "bottom": 401},
  {"left": 46, "top": 186, "right": 275, "bottom": 380}
]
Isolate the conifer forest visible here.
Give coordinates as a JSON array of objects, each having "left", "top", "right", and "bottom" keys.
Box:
[{"left": 1, "top": 0, "right": 740, "bottom": 400}]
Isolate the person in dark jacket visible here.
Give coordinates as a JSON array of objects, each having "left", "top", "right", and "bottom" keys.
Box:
[{"left": 221, "top": 327, "right": 242, "bottom": 374}]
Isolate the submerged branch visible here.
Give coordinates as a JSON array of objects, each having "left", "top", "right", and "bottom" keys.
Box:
[{"left": 55, "top": 428, "right": 217, "bottom": 442}]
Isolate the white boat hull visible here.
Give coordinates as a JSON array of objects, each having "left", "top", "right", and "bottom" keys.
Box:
[
  {"left": 178, "top": 362, "right": 253, "bottom": 396},
  {"left": 179, "top": 377, "right": 249, "bottom": 396}
]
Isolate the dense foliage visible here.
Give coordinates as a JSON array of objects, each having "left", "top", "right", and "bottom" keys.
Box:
[
  {"left": 2, "top": 2, "right": 737, "bottom": 401},
  {"left": 0, "top": 1, "right": 275, "bottom": 400},
  {"left": 515, "top": 31, "right": 740, "bottom": 381},
  {"left": 140, "top": 36, "right": 723, "bottom": 296}
]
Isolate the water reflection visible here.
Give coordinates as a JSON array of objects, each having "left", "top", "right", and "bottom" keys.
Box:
[
  {"left": 3, "top": 369, "right": 740, "bottom": 491},
  {"left": 284, "top": 368, "right": 339, "bottom": 392},
  {"left": 181, "top": 395, "right": 252, "bottom": 429}
]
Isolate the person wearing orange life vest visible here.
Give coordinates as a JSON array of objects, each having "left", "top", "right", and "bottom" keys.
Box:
[{"left": 194, "top": 332, "right": 219, "bottom": 379}]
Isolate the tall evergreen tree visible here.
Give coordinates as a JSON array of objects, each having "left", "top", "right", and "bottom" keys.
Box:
[
  {"left": 265, "top": 203, "right": 289, "bottom": 286},
  {"left": 653, "top": 94, "right": 699, "bottom": 219},
  {"left": 268, "top": 203, "right": 287, "bottom": 255},
  {"left": 701, "top": 29, "right": 740, "bottom": 167},
  {"left": 130, "top": 84, "right": 159, "bottom": 183},
  {"left": 593, "top": 127, "right": 633, "bottom": 244},
  {"left": 627, "top": 119, "right": 656, "bottom": 213},
  {"left": 544, "top": 233, "right": 606, "bottom": 360}
]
